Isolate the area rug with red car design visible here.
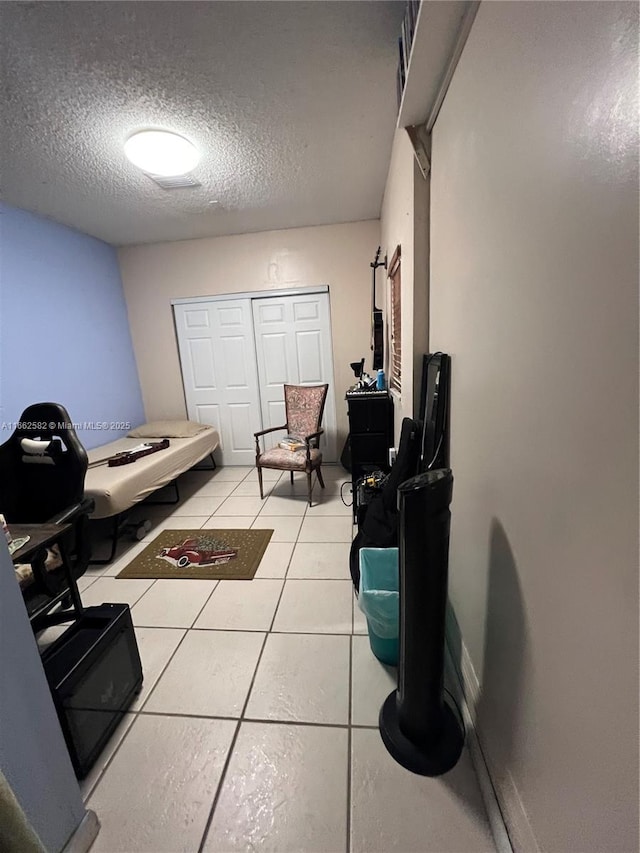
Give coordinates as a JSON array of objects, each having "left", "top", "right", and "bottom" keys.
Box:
[{"left": 116, "top": 528, "right": 273, "bottom": 580}]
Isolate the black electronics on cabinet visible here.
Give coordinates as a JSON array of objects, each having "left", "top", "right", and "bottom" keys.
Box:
[
  {"left": 346, "top": 390, "right": 394, "bottom": 522},
  {"left": 41, "top": 603, "right": 143, "bottom": 779},
  {"left": 379, "top": 469, "right": 464, "bottom": 776}
]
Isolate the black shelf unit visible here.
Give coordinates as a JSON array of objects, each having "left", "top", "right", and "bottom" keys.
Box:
[{"left": 346, "top": 391, "right": 394, "bottom": 522}]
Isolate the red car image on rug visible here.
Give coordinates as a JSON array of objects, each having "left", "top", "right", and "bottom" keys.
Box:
[{"left": 157, "top": 536, "right": 238, "bottom": 569}]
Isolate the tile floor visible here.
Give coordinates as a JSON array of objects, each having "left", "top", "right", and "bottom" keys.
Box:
[{"left": 64, "top": 465, "right": 495, "bottom": 852}]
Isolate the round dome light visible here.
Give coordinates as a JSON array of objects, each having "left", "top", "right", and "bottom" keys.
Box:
[{"left": 124, "top": 130, "right": 200, "bottom": 177}]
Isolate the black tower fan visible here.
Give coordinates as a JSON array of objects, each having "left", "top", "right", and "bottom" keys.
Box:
[{"left": 379, "top": 469, "right": 464, "bottom": 775}]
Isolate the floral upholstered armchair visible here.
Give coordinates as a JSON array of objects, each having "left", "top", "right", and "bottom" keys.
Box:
[{"left": 254, "top": 384, "right": 329, "bottom": 506}]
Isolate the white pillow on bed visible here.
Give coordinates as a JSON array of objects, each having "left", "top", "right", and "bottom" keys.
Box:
[{"left": 128, "top": 420, "right": 210, "bottom": 439}]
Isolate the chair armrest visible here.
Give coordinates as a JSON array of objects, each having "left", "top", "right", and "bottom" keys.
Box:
[
  {"left": 304, "top": 429, "right": 324, "bottom": 463},
  {"left": 48, "top": 498, "right": 95, "bottom": 526},
  {"left": 255, "top": 424, "right": 289, "bottom": 458},
  {"left": 254, "top": 424, "right": 288, "bottom": 439}
]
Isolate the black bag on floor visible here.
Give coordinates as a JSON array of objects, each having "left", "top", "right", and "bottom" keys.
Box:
[{"left": 349, "top": 418, "right": 420, "bottom": 592}]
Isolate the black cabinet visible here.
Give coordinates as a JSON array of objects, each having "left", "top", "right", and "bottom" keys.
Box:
[{"left": 346, "top": 391, "right": 394, "bottom": 521}]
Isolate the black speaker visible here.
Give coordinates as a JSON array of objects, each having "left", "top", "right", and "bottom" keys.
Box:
[
  {"left": 379, "top": 469, "right": 464, "bottom": 775},
  {"left": 41, "top": 603, "right": 143, "bottom": 779}
]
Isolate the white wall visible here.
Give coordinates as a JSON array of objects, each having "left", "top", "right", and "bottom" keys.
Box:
[
  {"left": 430, "top": 2, "right": 638, "bottom": 851},
  {"left": 380, "top": 129, "right": 430, "bottom": 438},
  {"left": 118, "top": 220, "right": 380, "bottom": 450}
]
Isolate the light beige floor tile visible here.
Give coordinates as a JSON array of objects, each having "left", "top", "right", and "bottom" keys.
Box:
[
  {"left": 287, "top": 542, "right": 351, "bottom": 580},
  {"left": 269, "top": 477, "right": 313, "bottom": 497},
  {"left": 319, "top": 465, "right": 350, "bottom": 481},
  {"left": 131, "top": 626, "right": 185, "bottom": 710},
  {"left": 77, "top": 574, "right": 98, "bottom": 592},
  {"left": 131, "top": 579, "right": 218, "bottom": 628},
  {"left": 253, "top": 542, "right": 295, "bottom": 578},
  {"left": 351, "top": 634, "right": 397, "bottom": 727},
  {"left": 313, "top": 472, "right": 351, "bottom": 496},
  {"left": 144, "top": 629, "right": 264, "bottom": 717},
  {"left": 350, "top": 729, "right": 494, "bottom": 853},
  {"left": 298, "top": 515, "right": 353, "bottom": 542},
  {"left": 144, "top": 516, "right": 207, "bottom": 536},
  {"left": 178, "top": 469, "right": 218, "bottom": 488},
  {"left": 305, "top": 494, "right": 353, "bottom": 516},
  {"left": 256, "top": 468, "right": 283, "bottom": 482},
  {"left": 273, "top": 579, "right": 353, "bottom": 634},
  {"left": 127, "top": 504, "right": 174, "bottom": 523},
  {"left": 203, "top": 721, "right": 348, "bottom": 853},
  {"left": 80, "top": 713, "right": 135, "bottom": 800},
  {"left": 190, "top": 479, "right": 238, "bottom": 497},
  {"left": 313, "top": 480, "right": 353, "bottom": 506},
  {"left": 215, "top": 496, "right": 266, "bottom": 516},
  {"left": 121, "top": 514, "right": 166, "bottom": 541},
  {"left": 231, "top": 479, "right": 273, "bottom": 497},
  {"left": 101, "top": 541, "right": 148, "bottom": 576},
  {"left": 80, "top": 577, "right": 154, "bottom": 610},
  {"left": 194, "top": 579, "right": 283, "bottom": 631},
  {"left": 176, "top": 479, "right": 218, "bottom": 502},
  {"left": 246, "top": 633, "right": 350, "bottom": 724},
  {"left": 258, "top": 494, "right": 308, "bottom": 516},
  {"left": 81, "top": 563, "right": 110, "bottom": 579},
  {"left": 251, "top": 516, "right": 302, "bottom": 543},
  {"left": 202, "top": 516, "right": 255, "bottom": 529},
  {"left": 209, "top": 466, "right": 253, "bottom": 482},
  {"left": 353, "top": 591, "right": 369, "bottom": 635},
  {"left": 171, "top": 496, "right": 225, "bottom": 516},
  {"left": 88, "top": 714, "right": 236, "bottom": 853}
]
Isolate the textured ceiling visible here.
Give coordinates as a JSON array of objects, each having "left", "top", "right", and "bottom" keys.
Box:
[{"left": 0, "top": 1, "right": 404, "bottom": 246}]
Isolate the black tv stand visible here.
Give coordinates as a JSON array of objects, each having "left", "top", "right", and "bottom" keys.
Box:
[{"left": 345, "top": 390, "right": 394, "bottom": 522}]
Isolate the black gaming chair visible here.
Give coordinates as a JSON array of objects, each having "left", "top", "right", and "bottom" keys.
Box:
[{"left": 0, "top": 403, "right": 94, "bottom": 620}]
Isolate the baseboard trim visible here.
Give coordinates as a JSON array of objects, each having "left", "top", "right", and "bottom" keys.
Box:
[
  {"left": 445, "top": 607, "right": 540, "bottom": 853},
  {"left": 444, "top": 638, "right": 513, "bottom": 853},
  {"left": 62, "top": 809, "right": 100, "bottom": 853}
]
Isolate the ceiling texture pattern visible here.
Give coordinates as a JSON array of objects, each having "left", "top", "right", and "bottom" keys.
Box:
[{"left": 0, "top": 1, "right": 404, "bottom": 246}]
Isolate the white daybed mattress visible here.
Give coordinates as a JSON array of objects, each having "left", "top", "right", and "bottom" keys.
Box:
[{"left": 84, "top": 427, "right": 219, "bottom": 519}]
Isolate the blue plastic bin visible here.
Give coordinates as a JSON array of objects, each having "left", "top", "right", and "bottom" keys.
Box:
[{"left": 358, "top": 548, "right": 399, "bottom": 665}]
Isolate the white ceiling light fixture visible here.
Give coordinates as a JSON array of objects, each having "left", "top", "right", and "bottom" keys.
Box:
[{"left": 124, "top": 129, "right": 200, "bottom": 177}]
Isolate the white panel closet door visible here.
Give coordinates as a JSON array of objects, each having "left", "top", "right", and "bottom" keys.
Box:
[
  {"left": 174, "top": 299, "right": 261, "bottom": 466},
  {"left": 252, "top": 292, "right": 337, "bottom": 462}
]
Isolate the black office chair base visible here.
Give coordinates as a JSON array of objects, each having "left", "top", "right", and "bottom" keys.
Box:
[{"left": 379, "top": 691, "right": 464, "bottom": 777}]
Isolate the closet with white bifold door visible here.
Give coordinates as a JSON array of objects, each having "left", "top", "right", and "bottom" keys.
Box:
[{"left": 173, "top": 287, "right": 337, "bottom": 467}]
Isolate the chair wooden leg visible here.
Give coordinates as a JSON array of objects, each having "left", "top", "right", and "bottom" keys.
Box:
[
  {"left": 290, "top": 471, "right": 294, "bottom": 484},
  {"left": 257, "top": 466, "right": 264, "bottom": 500},
  {"left": 316, "top": 466, "right": 325, "bottom": 489},
  {"left": 307, "top": 472, "right": 313, "bottom": 506}
]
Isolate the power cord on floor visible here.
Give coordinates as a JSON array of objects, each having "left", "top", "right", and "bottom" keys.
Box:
[
  {"left": 340, "top": 480, "right": 353, "bottom": 507},
  {"left": 444, "top": 687, "right": 465, "bottom": 733}
]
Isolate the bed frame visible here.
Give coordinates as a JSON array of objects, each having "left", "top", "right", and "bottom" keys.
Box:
[{"left": 84, "top": 427, "right": 219, "bottom": 564}]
